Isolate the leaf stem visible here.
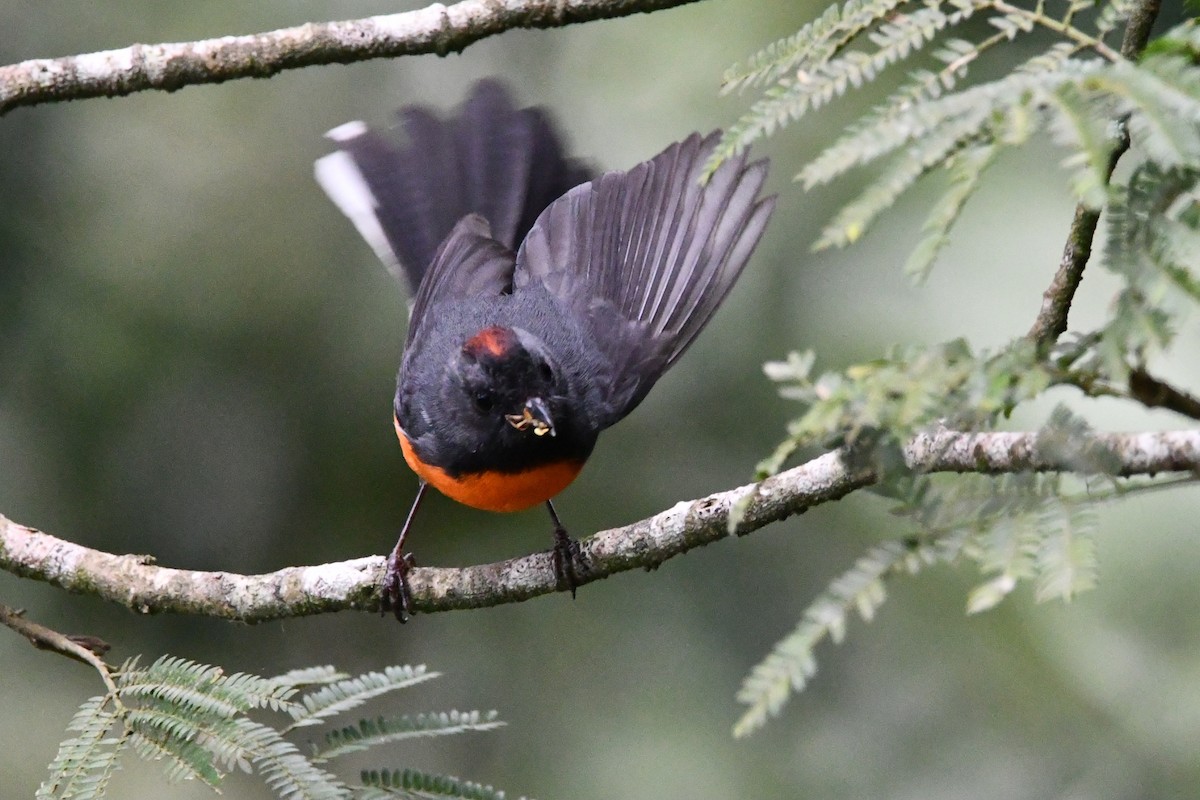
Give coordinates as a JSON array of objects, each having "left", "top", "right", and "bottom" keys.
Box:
[{"left": 991, "top": 0, "right": 1122, "bottom": 61}]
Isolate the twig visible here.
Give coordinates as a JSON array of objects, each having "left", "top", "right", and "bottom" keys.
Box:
[
  {"left": 1117, "top": 0, "right": 1162, "bottom": 61},
  {"left": 2, "top": 429, "right": 1197, "bottom": 623},
  {"left": 1129, "top": 368, "right": 1200, "bottom": 421},
  {"left": 1028, "top": 202, "right": 1111, "bottom": 345},
  {"left": 0, "top": 604, "right": 119, "bottom": 695},
  {"left": 0, "top": 0, "right": 703, "bottom": 116},
  {"left": 990, "top": 0, "right": 1121, "bottom": 62},
  {"left": 1026, "top": 0, "right": 1163, "bottom": 346}
]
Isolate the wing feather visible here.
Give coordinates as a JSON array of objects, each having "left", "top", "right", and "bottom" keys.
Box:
[
  {"left": 315, "top": 80, "right": 592, "bottom": 294},
  {"left": 515, "top": 132, "right": 775, "bottom": 424},
  {"left": 406, "top": 215, "right": 515, "bottom": 347}
]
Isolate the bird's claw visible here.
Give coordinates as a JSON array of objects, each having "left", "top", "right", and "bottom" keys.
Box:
[
  {"left": 381, "top": 551, "right": 417, "bottom": 623},
  {"left": 551, "top": 525, "right": 587, "bottom": 597}
]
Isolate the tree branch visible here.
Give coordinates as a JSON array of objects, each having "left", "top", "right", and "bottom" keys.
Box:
[
  {"left": 1027, "top": 202, "right": 1109, "bottom": 346},
  {"left": 1026, "top": 0, "right": 1162, "bottom": 347},
  {"left": 0, "top": 0, "right": 703, "bottom": 116},
  {"left": 0, "top": 604, "right": 118, "bottom": 695},
  {"left": 3, "top": 429, "right": 1197, "bottom": 623},
  {"left": 1129, "top": 367, "right": 1200, "bottom": 421}
]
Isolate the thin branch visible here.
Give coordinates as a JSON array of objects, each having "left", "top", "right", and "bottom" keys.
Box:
[
  {"left": 990, "top": 0, "right": 1121, "bottom": 61},
  {"left": 0, "top": 0, "right": 703, "bottom": 116},
  {"left": 1117, "top": 0, "right": 1162, "bottom": 61},
  {"left": 1028, "top": 201, "right": 1111, "bottom": 345},
  {"left": 0, "top": 603, "right": 119, "bottom": 696},
  {"left": 1026, "top": 0, "right": 1162, "bottom": 346},
  {"left": 2, "top": 429, "right": 1197, "bottom": 623},
  {"left": 1129, "top": 368, "right": 1200, "bottom": 421}
]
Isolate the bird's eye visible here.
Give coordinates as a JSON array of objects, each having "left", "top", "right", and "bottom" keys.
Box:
[
  {"left": 538, "top": 362, "right": 553, "bottom": 382},
  {"left": 472, "top": 390, "right": 494, "bottom": 412}
]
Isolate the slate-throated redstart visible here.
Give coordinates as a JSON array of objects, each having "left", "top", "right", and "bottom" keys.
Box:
[{"left": 315, "top": 80, "right": 775, "bottom": 620}]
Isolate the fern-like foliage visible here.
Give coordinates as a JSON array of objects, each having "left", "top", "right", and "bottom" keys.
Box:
[
  {"left": 897, "top": 468, "right": 1102, "bottom": 614},
  {"left": 728, "top": 0, "right": 1200, "bottom": 737},
  {"left": 741, "top": 328, "right": 1194, "bottom": 733},
  {"left": 38, "top": 697, "right": 124, "bottom": 800},
  {"left": 733, "top": 537, "right": 952, "bottom": 737},
  {"left": 316, "top": 711, "right": 505, "bottom": 762},
  {"left": 39, "top": 659, "right": 518, "bottom": 800},
  {"left": 757, "top": 337, "right": 1050, "bottom": 477},
  {"left": 713, "top": 3, "right": 1200, "bottom": 288},
  {"left": 1098, "top": 162, "right": 1200, "bottom": 377},
  {"left": 713, "top": 0, "right": 992, "bottom": 173},
  {"left": 736, "top": 413, "right": 1130, "bottom": 736},
  {"left": 358, "top": 768, "right": 520, "bottom": 800},
  {"left": 287, "top": 666, "right": 439, "bottom": 730}
]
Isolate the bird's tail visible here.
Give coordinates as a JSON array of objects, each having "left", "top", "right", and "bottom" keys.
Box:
[{"left": 315, "top": 80, "right": 592, "bottom": 293}]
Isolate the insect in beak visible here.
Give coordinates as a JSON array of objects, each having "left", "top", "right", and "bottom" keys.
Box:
[{"left": 505, "top": 397, "right": 556, "bottom": 437}]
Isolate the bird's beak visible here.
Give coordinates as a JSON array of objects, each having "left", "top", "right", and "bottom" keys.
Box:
[{"left": 505, "top": 397, "right": 556, "bottom": 437}]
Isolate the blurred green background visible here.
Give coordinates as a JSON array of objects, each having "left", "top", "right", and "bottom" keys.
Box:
[{"left": 2, "top": 2, "right": 1199, "bottom": 798}]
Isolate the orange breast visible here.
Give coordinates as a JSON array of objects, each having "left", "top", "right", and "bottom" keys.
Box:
[{"left": 396, "top": 420, "right": 583, "bottom": 512}]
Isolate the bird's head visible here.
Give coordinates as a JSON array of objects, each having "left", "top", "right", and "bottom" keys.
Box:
[{"left": 449, "top": 325, "right": 564, "bottom": 441}]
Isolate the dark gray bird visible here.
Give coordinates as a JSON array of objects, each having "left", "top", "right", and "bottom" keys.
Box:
[{"left": 316, "top": 80, "right": 775, "bottom": 618}]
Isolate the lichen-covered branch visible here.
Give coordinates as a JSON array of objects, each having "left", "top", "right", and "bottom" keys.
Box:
[
  {"left": 0, "top": 0, "right": 702, "bottom": 116},
  {"left": 2, "top": 429, "right": 1196, "bottom": 623}
]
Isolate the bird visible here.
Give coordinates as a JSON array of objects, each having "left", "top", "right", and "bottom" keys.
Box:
[{"left": 315, "top": 80, "right": 775, "bottom": 620}]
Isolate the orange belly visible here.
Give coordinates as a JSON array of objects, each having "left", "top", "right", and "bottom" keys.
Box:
[{"left": 396, "top": 421, "right": 582, "bottom": 512}]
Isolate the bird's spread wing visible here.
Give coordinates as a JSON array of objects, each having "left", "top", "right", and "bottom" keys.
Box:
[
  {"left": 515, "top": 132, "right": 775, "bottom": 425},
  {"left": 315, "top": 80, "right": 592, "bottom": 295}
]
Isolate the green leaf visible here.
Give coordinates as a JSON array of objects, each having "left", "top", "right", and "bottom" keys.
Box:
[
  {"left": 758, "top": 338, "right": 1050, "bottom": 474},
  {"left": 253, "top": 734, "right": 346, "bottom": 800},
  {"left": 1036, "top": 405, "right": 1124, "bottom": 475},
  {"left": 966, "top": 574, "right": 1017, "bottom": 614},
  {"left": 1044, "top": 81, "right": 1118, "bottom": 208},
  {"left": 1034, "top": 502, "right": 1099, "bottom": 603},
  {"left": 709, "top": 0, "right": 985, "bottom": 177},
  {"left": 270, "top": 666, "right": 352, "bottom": 690},
  {"left": 721, "top": 3, "right": 847, "bottom": 94},
  {"left": 733, "top": 539, "right": 942, "bottom": 737},
  {"left": 125, "top": 727, "right": 223, "bottom": 788},
  {"left": 119, "top": 655, "right": 300, "bottom": 716},
  {"left": 905, "top": 142, "right": 1000, "bottom": 281},
  {"left": 1099, "top": 163, "right": 1200, "bottom": 375},
  {"left": 1094, "top": 0, "right": 1136, "bottom": 35},
  {"left": 315, "top": 711, "right": 505, "bottom": 762},
  {"left": 813, "top": 123, "right": 971, "bottom": 251},
  {"left": 44, "top": 658, "right": 512, "bottom": 800},
  {"left": 1090, "top": 61, "right": 1200, "bottom": 167},
  {"left": 37, "top": 697, "right": 124, "bottom": 800},
  {"left": 358, "top": 768, "right": 523, "bottom": 800},
  {"left": 288, "top": 666, "right": 440, "bottom": 730}
]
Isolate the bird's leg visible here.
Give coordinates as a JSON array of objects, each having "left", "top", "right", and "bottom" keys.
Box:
[
  {"left": 546, "top": 499, "right": 586, "bottom": 597},
  {"left": 382, "top": 482, "right": 428, "bottom": 622}
]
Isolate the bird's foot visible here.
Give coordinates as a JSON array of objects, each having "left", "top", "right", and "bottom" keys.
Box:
[
  {"left": 381, "top": 551, "right": 417, "bottom": 623},
  {"left": 551, "top": 525, "right": 588, "bottom": 598}
]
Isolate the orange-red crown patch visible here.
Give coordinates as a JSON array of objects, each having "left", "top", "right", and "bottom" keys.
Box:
[{"left": 463, "top": 325, "right": 518, "bottom": 359}]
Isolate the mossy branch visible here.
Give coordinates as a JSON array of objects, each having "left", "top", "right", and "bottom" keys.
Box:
[{"left": 2, "top": 429, "right": 1197, "bottom": 623}]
